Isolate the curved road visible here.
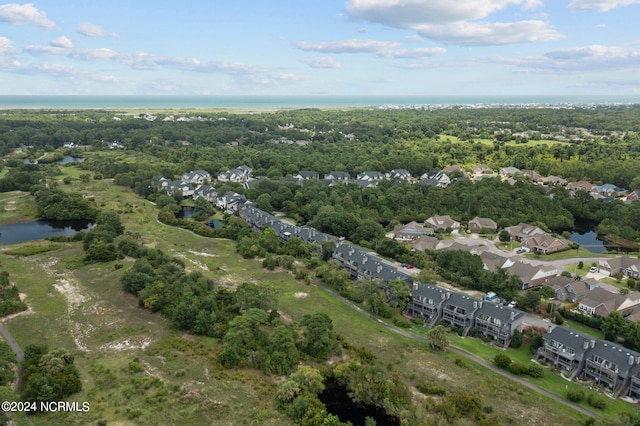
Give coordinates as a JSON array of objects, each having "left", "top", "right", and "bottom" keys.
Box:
[
  {"left": 317, "top": 283, "right": 598, "bottom": 419},
  {"left": 0, "top": 323, "right": 23, "bottom": 362}
]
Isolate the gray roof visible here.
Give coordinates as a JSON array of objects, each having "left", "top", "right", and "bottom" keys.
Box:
[
  {"left": 476, "top": 302, "right": 524, "bottom": 324},
  {"left": 411, "top": 284, "right": 448, "bottom": 303},
  {"left": 543, "top": 326, "right": 592, "bottom": 357},
  {"left": 588, "top": 340, "right": 640, "bottom": 375}
]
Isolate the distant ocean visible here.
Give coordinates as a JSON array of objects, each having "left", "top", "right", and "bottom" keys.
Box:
[{"left": 0, "top": 95, "right": 639, "bottom": 109}]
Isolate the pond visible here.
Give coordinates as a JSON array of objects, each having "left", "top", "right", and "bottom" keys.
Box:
[
  {"left": 569, "top": 220, "right": 607, "bottom": 254},
  {"left": 569, "top": 219, "right": 635, "bottom": 253},
  {"left": 175, "top": 206, "right": 195, "bottom": 220},
  {"left": 0, "top": 219, "right": 95, "bottom": 245},
  {"left": 318, "top": 379, "right": 401, "bottom": 426},
  {"left": 23, "top": 155, "right": 85, "bottom": 165}
]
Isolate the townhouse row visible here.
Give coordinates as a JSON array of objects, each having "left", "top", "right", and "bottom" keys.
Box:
[
  {"left": 239, "top": 204, "right": 525, "bottom": 347},
  {"left": 406, "top": 284, "right": 525, "bottom": 347},
  {"left": 537, "top": 326, "right": 640, "bottom": 398}
]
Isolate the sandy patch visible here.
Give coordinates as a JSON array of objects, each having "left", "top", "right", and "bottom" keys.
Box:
[
  {"left": 98, "top": 336, "right": 152, "bottom": 352},
  {"left": 294, "top": 292, "right": 308, "bottom": 298},
  {"left": 174, "top": 253, "right": 210, "bottom": 272},
  {"left": 53, "top": 279, "right": 88, "bottom": 312},
  {"left": 277, "top": 310, "right": 293, "bottom": 324},
  {"left": 188, "top": 250, "right": 217, "bottom": 257}
]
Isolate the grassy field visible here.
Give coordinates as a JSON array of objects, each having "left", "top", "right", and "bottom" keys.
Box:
[{"left": 0, "top": 158, "right": 636, "bottom": 425}]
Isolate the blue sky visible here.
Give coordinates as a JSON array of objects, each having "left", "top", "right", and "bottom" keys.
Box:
[{"left": 1, "top": 0, "right": 639, "bottom": 97}]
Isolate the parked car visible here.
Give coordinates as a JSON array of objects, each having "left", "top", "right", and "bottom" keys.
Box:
[
  {"left": 507, "top": 301, "right": 517, "bottom": 308},
  {"left": 405, "top": 264, "right": 414, "bottom": 269},
  {"left": 589, "top": 266, "right": 597, "bottom": 273},
  {"left": 516, "top": 247, "right": 530, "bottom": 254}
]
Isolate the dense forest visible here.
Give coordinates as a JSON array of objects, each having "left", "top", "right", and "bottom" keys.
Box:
[{"left": 2, "top": 106, "right": 640, "bottom": 243}]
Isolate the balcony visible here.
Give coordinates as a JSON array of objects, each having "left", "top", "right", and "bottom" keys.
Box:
[{"left": 541, "top": 344, "right": 576, "bottom": 361}]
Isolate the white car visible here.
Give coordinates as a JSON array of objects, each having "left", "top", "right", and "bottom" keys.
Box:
[{"left": 589, "top": 267, "right": 597, "bottom": 273}]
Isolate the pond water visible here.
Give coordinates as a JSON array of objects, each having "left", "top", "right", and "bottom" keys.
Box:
[
  {"left": 318, "top": 379, "right": 401, "bottom": 426},
  {"left": 0, "top": 219, "right": 95, "bottom": 245},
  {"left": 175, "top": 206, "right": 195, "bottom": 219},
  {"left": 569, "top": 220, "right": 607, "bottom": 254},
  {"left": 23, "top": 155, "right": 85, "bottom": 165}
]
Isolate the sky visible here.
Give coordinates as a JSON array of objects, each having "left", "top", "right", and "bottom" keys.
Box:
[{"left": 1, "top": 0, "right": 640, "bottom": 98}]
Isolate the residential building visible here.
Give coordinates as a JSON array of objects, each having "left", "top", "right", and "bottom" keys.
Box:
[
  {"left": 181, "top": 170, "right": 212, "bottom": 185},
  {"left": 356, "top": 171, "right": 385, "bottom": 182},
  {"left": 474, "top": 302, "right": 524, "bottom": 346},
  {"left": 441, "top": 292, "right": 479, "bottom": 335},
  {"left": 521, "top": 234, "right": 569, "bottom": 254},
  {"left": 419, "top": 171, "right": 451, "bottom": 187},
  {"left": 393, "top": 221, "right": 434, "bottom": 241},
  {"left": 294, "top": 171, "right": 319, "bottom": 180},
  {"left": 468, "top": 216, "right": 498, "bottom": 233},
  {"left": 506, "top": 223, "right": 547, "bottom": 241},
  {"left": 218, "top": 165, "right": 252, "bottom": 182},
  {"left": 424, "top": 215, "right": 460, "bottom": 232},
  {"left": 325, "top": 171, "right": 351, "bottom": 182},
  {"left": 537, "top": 327, "right": 592, "bottom": 376},
  {"left": 386, "top": 169, "right": 412, "bottom": 181},
  {"left": 598, "top": 257, "right": 640, "bottom": 279},
  {"left": 193, "top": 185, "right": 217, "bottom": 203},
  {"left": 406, "top": 284, "right": 448, "bottom": 325}
]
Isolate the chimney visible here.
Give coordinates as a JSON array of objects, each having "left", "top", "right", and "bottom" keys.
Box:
[
  {"left": 473, "top": 301, "right": 478, "bottom": 309},
  {"left": 583, "top": 340, "right": 589, "bottom": 350},
  {"left": 446, "top": 292, "right": 451, "bottom": 299},
  {"left": 413, "top": 282, "right": 418, "bottom": 291},
  {"left": 629, "top": 355, "right": 635, "bottom": 366},
  {"left": 590, "top": 340, "right": 596, "bottom": 349},
  {"left": 510, "top": 311, "right": 515, "bottom": 321},
  {"left": 478, "top": 301, "right": 483, "bottom": 309}
]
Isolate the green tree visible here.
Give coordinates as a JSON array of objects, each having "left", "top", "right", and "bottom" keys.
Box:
[
  {"left": 602, "top": 311, "right": 626, "bottom": 342},
  {"left": 299, "top": 313, "right": 339, "bottom": 360},
  {"left": 0, "top": 341, "right": 17, "bottom": 386},
  {"left": 428, "top": 325, "right": 449, "bottom": 351},
  {"left": 264, "top": 325, "right": 300, "bottom": 375},
  {"left": 499, "top": 230, "right": 511, "bottom": 242}
]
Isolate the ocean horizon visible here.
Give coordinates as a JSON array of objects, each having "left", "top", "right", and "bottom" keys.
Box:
[{"left": 0, "top": 94, "right": 639, "bottom": 109}]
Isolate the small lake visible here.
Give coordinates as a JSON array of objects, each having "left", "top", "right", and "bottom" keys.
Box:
[
  {"left": 569, "top": 219, "right": 635, "bottom": 254},
  {"left": 569, "top": 221, "right": 607, "bottom": 254},
  {"left": 175, "top": 206, "right": 195, "bottom": 220},
  {"left": 24, "top": 155, "right": 85, "bottom": 165},
  {"left": 0, "top": 219, "right": 94, "bottom": 244},
  {"left": 318, "top": 379, "right": 401, "bottom": 426}
]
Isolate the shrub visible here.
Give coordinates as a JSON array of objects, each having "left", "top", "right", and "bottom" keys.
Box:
[
  {"left": 493, "top": 353, "right": 512, "bottom": 369},
  {"left": 566, "top": 389, "right": 585, "bottom": 402},
  {"left": 510, "top": 362, "right": 528, "bottom": 375},
  {"left": 554, "top": 311, "right": 564, "bottom": 325},
  {"left": 416, "top": 382, "right": 446, "bottom": 396},
  {"left": 510, "top": 330, "right": 523, "bottom": 348},
  {"left": 587, "top": 394, "right": 606, "bottom": 409},
  {"left": 527, "top": 364, "right": 544, "bottom": 378}
]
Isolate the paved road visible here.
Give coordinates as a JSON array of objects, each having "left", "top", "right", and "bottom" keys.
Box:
[
  {"left": 0, "top": 323, "right": 23, "bottom": 362},
  {"left": 317, "top": 283, "right": 598, "bottom": 419}
]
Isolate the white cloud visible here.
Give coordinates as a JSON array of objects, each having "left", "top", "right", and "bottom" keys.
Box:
[
  {"left": 301, "top": 57, "right": 342, "bottom": 68},
  {"left": 544, "top": 45, "right": 640, "bottom": 65},
  {"left": 568, "top": 0, "right": 640, "bottom": 12},
  {"left": 0, "top": 3, "right": 55, "bottom": 29},
  {"left": 415, "top": 20, "right": 563, "bottom": 45},
  {"left": 50, "top": 36, "right": 72, "bottom": 48},
  {"left": 76, "top": 22, "right": 117, "bottom": 37},
  {"left": 345, "top": 0, "right": 561, "bottom": 45},
  {"left": 24, "top": 44, "right": 119, "bottom": 61},
  {"left": 0, "top": 36, "right": 15, "bottom": 55},
  {"left": 295, "top": 39, "right": 400, "bottom": 53},
  {"left": 490, "top": 44, "right": 640, "bottom": 71},
  {"left": 380, "top": 47, "right": 446, "bottom": 58}
]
